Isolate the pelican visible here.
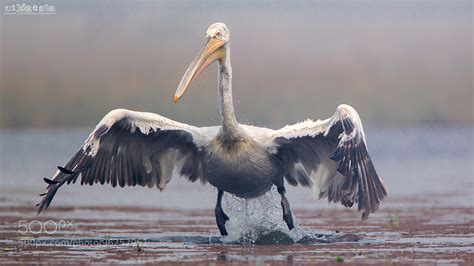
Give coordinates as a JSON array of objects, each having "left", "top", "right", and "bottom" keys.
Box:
[{"left": 37, "top": 23, "right": 387, "bottom": 236}]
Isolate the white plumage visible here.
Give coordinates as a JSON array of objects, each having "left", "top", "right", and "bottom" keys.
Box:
[{"left": 38, "top": 23, "right": 387, "bottom": 235}]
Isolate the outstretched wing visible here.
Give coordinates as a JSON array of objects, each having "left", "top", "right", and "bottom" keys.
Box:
[
  {"left": 273, "top": 104, "right": 388, "bottom": 220},
  {"left": 37, "top": 109, "right": 210, "bottom": 214}
]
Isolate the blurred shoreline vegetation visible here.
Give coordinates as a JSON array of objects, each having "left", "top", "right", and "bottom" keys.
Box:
[{"left": 1, "top": 0, "right": 472, "bottom": 129}]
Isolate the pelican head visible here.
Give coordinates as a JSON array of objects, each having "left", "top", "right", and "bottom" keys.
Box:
[{"left": 174, "top": 23, "right": 230, "bottom": 103}]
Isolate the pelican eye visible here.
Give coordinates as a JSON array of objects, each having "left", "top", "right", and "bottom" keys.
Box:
[{"left": 215, "top": 32, "right": 222, "bottom": 38}]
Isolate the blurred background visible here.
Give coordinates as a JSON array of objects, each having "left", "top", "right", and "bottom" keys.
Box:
[
  {"left": 1, "top": 0, "right": 472, "bottom": 128},
  {"left": 0, "top": 1, "right": 472, "bottom": 210}
]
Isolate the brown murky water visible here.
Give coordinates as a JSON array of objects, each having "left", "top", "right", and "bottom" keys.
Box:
[
  {"left": 1, "top": 203, "right": 473, "bottom": 264},
  {"left": 1, "top": 127, "right": 473, "bottom": 264}
]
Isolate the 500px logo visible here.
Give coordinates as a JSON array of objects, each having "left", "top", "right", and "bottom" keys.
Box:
[{"left": 18, "top": 220, "right": 74, "bottom": 235}]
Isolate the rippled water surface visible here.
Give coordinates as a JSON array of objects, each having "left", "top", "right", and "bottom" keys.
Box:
[{"left": 1, "top": 125, "right": 473, "bottom": 264}]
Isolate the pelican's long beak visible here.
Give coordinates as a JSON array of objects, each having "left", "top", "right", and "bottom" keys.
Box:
[{"left": 174, "top": 37, "right": 226, "bottom": 103}]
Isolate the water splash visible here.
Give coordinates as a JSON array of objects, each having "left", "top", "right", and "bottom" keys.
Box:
[
  {"left": 221, "top": 186, "right": 307, "bottom": 244},
  {"left": 26, "top": 185, "right": 358, "bottom": 246}
]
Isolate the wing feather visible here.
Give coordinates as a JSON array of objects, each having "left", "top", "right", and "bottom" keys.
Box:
[
  {"left": 37, "top": 109, "right": 210, "bottom": 214},
  {"left": 273, "top": 104, "right": 388, "bottom": 220}
]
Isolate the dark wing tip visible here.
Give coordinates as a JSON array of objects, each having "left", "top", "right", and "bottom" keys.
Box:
[
  {"left": 43, "top": 178, "right": 59, "bottom": 185},
  {"left": 36, "top": 200, "right": 46, "bottom": 214},
  {"left": 330, "top": 118, "right": 387, "bottom": 220},
  {"left": 58, "top": 166, "right": 76, "bottom": 175},
  {"left": 37, "top": 185, "right": 59, "bottom": 215}
]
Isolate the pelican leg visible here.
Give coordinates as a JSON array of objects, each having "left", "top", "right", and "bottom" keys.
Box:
[
  {"left": 215, "top": 189, "right": 229, "bottom": 236},
  {"left": 278, "top": 186, "right": 294, "bottom": 230}
]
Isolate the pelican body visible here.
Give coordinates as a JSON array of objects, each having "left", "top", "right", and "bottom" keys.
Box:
[
  {"left": 205, "top": 135, "right": 278, "bottom": 198},
  {"left": 38, "top": 23, "right": 388, "bottom": 236}
]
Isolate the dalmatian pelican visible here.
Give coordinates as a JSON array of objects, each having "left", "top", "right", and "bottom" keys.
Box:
[{"left": 37, "top": 22, "right": 388, "bottom": 236}]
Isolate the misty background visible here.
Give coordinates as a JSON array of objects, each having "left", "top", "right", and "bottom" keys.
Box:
[
  {"left": 0, "top": 1, "right": 473, "bottom": 227},
  {"left": 0, "top": 0, "right": 472, "bottom": 128}
]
